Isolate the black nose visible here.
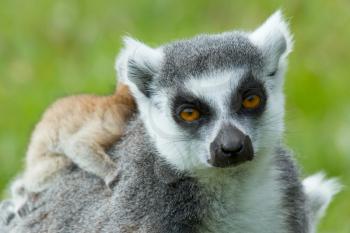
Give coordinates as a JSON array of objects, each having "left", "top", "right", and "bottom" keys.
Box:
[
  {"left": 221, "top": 140, "right": 243, "bottom": 155},
  {"left": 208, "top": 124, "right": 254, "bottom": 168}
]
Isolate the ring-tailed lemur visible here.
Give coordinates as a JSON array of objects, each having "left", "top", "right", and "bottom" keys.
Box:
[
  {"left": 21, "top": 82, "right": 135, "bottom": 192},
  {"left": 117, "top": 10, "right": 341, "bottom": 232},
  {"left": 0, "top": 10, "right": 340, "bottom": 233}
]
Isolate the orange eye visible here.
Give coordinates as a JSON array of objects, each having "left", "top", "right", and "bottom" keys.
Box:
[
  {"left": 179, "top": 108, "right": 201, "bottom": 122},
  {"left": 242, "top": 95, "right": 261, "bottom": 109}
]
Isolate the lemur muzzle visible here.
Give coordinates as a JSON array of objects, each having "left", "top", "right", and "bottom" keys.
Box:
[{"left": 208, "top": 123, "right": 254, "bottom": 167}]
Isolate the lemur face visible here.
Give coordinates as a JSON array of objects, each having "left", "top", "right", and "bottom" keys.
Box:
[{"left": 117, "top": 11, "right": 293, "bottom": 171}]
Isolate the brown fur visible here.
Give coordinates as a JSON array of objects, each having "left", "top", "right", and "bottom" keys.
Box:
[{"left": 22, "top": 83, "right": 136, "bottom": 192}]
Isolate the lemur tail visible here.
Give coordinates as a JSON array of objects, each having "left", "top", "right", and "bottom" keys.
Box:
[{"left": 302, "top": 172, "right": 342, "bottom": 233}]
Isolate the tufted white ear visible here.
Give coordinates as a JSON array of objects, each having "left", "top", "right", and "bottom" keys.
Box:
[
  {"left": 249, "top": 10, "right": 293, "bottom": 75},
  {"left": 115, "top": 37, "right": 163, "bottom": 97}
]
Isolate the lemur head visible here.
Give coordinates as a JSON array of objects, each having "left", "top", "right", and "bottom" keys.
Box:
[{"left": 117, "top": 11, "right": 293, "bottom": 171}]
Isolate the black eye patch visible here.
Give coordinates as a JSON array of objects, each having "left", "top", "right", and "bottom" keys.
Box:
[
  {"left": 231, "top": 76, "right": 267, "bottom": 116},
  {"left": 171, "top": 92, "right": 212, "bottom": 129}
]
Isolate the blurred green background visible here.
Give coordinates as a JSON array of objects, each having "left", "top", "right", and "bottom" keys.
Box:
[{"left": 0, "top": 0, "right": 349, "bottom": 232}]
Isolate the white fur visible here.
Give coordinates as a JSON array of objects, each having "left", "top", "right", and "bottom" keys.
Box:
[
  {"left": 9, "top": 177, "right": 27, "bottom": 217},
  {"left": 303, "top": 173, "right": 342, "bottom": 233},
  {"left": 131, "top": 67, "right": 285, "bottom": 174},
  {"left": 0, "top": 200, "right": 15, "bottom": 224},
  {"left": 249, "top": 10, "right": 293, "bottom": 57},
  {"left": 249, "top": 10, "right": 293, "bottom": 75},
  {"left": 114, "top": 38, "right": 203, "bottom": 171},
  {"left": 185, "top": 69, "right": 248, "bottom": 136},
  {"left": 114, "top": 39, "right": 195, "bottom": 170},
  {"left": 184, "top": 71, "right": 287, "bottom": 232},
  {"left": 185, "top": 70, "right": 243, "bottom": 117},
  {"left": 196, "top": 153, "right": 287, "bottom": 233},
  {"left": 138, "top": 89, "right": 207, "bottom": 170},
  {"left": 115, "top": 37, "right": 163, "bottom": 84}
]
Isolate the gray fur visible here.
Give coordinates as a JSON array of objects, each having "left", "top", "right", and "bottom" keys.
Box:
[
  {"left": 1, "top": 117, "right": 207, "bottom": 233},
  {"left": 147, "top": 32, "right": 264, "bottom": 91},
  {"left": 275, "top": 147, "right": 309, "bottom": 233},
  {"left": 0, "top": 117, "right": 307, "bottom": 233},
  {"left": 128, "top": 58, "right": 158, "bottom": 97},
  {"left": 0, "top": 200, "right": 15, "bottom": 227},
  {"left": 125, "top": 32, "right": 266, "bottom": 101}
]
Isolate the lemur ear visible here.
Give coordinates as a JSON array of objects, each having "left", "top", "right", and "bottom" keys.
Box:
[
  {"left": 249, "top": 10, "right": 293, "bottom": 75},
  {"left": 115, "top": 37, "right": 163, "bottom": 97}
]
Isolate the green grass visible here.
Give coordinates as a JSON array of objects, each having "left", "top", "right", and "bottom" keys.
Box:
[{"left": 0, "top": 0, "right": 349, "bottom": 231}]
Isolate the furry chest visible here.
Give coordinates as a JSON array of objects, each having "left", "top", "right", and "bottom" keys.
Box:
[{"left": 197, "top": 173, "right": 288, "bottom": 233}]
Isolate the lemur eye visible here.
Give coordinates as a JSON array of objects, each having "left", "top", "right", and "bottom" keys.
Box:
[
  {"left": 242, "top": 95, "right": 261, "bottom": 109},
  {"left": 179, "top": 108, "right": 201, "bottom": 122}
]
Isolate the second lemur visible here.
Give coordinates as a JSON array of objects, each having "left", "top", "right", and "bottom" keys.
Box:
[{"left": 22, "top": 81, "right": 135, "bottom": 193}]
